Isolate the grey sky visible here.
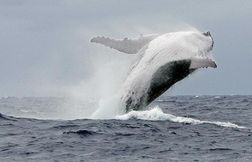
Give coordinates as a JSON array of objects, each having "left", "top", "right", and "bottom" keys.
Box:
[{"left": 0, "top": 0, "right": 251, "bottom": 97}]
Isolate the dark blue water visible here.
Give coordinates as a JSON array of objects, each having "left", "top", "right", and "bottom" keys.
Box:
[{"left": 0, "top": 96, "right": 252, "bottom": 162}]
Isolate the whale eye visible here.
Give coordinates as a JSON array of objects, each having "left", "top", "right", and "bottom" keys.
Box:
[{"left": 203, "top": 31, "right": 211, "bottom": 37}]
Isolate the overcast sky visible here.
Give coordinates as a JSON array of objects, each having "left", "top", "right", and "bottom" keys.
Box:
[{"left": 0, "top": 0, "right": 251, "bottom": 97}]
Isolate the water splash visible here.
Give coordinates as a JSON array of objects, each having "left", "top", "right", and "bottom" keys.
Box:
[
  {"left": 115, "top": 106, "right": 246, "bottom": 129},
  {"left": 90, "top": 95, "right": 125, "bottom": 119}
]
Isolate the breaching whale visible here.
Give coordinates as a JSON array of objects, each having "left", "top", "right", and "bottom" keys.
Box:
[{"left": 91, "top": 31, "right": 217, "bottom": 112}]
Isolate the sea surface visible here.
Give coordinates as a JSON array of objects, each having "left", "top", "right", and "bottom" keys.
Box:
[{"left": 0, "top": 95, "right": 252, "bottom": 162}]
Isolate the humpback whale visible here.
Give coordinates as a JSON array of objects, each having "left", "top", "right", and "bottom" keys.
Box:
[{"left": 91, "top": 31, "right": 217, "bottom": 112}]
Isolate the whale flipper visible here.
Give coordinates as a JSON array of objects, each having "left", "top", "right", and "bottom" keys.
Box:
[
  {"left": 189, "top": 57, "right": 217, "bottom": 69},
  {"left": 90, "top": 34, "right": 158, "bottom": 54}
]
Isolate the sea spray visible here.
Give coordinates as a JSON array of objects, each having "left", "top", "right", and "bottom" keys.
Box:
[
  {"left": 69, "top": 57, "right": 133, "bottom": 119},
  {"left": 90, "top": 94, "right": 125, "bottom": 119}
]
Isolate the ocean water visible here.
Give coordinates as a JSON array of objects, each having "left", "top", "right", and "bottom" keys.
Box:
[{"left": 0, "top": 95, "right": 252, "bottom": 162}]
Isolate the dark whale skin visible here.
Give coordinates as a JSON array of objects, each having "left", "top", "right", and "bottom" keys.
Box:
[{"left": 125, "top": 59, "right": 194, "bottom": 112}]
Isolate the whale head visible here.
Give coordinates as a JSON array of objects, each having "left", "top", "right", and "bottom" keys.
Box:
[{"left": 179, "top": 31, "right": 216, "bottom": 69}]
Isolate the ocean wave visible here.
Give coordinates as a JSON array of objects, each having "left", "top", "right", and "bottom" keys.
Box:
[
  {"left": 0, "top": 105, "right": 246, "bottom": 129},
  {"left": 0, "top": 113, "right": 17, "bottom": 121},
  {"left": 115, "top": 106, "right": 246, "bottom": 129}
]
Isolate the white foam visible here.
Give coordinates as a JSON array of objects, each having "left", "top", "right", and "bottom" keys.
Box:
[{"left": 115, "top": 106, "right": 245, "bottom": 129}]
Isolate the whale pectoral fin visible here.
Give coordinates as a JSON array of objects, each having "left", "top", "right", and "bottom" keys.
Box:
[
  {"left": 189, "top": 58, "right": 217, "bottom": 69},
  {"left": 90, "top": 34, "right": 158, "bottom": 54}
]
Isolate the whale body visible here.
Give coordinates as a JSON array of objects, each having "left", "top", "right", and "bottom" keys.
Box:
[{"left": 91, "top": 31, "right": 217, "bottom": 112}]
